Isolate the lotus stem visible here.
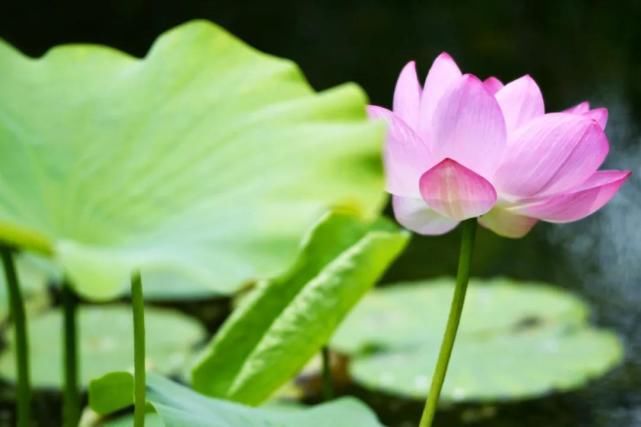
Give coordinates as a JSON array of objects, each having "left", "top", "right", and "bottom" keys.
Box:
[
  {"left": 61, "top": 281, "right": 80, "bottom": 427},
  {"left": 131, "top": 272, "right": 146, "bottom": 427},
  {"left": 321, "top": 346, "right": 333, "bottom": 400},
  {"left": 0, "top": 246, "right": 31, "bottom": 427},
  {"left": 418, "top": 218, "right": 477, "bottom": 427}
]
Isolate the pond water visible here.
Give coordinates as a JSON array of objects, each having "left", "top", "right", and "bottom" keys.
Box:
[{"left": 2, "top": 1, "right": 641, "bottom": 426}]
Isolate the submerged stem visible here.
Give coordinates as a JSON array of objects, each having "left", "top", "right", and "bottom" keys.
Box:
[
  {"left": 62, "top": 281, "right": 80, "bottom": 427},
  {"left": 1, "top": 246, "right": 31, "bottom": 427},
  {"left": 321, "top": 346, "right": 333, "bottom": 401},
  {"left": 418, "top": 219, "right": 477, "bottom": 427},
  {"left": 132, "top": 272, "right": 146, "bottom": 427}
]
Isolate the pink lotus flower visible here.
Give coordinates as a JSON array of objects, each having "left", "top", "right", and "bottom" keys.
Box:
[{"left": 370, "top": 53, "right": 630, "bottom": 237}]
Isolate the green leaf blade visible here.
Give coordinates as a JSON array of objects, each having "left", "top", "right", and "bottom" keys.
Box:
[
  {"left": 92, "top": 372, "right": 384, "bottom": 427},
  {"left": 192, "top": 212, "right": 409, "bottom": 404},
  {"left": 148, "top": 374, "right": 384, "bottom": 427}
]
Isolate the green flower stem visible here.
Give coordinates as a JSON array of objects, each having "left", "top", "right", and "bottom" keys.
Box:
[
  {"left": 132, "top": 272, "right": 146, "bottom": 427},
  {"left": 0, "top": 246, "right": 31, "bottom": 427},
  {"left": 61, "top": 281, "right": 79, "bottom": 427},
  {"left": 418, "top": 218, "right": 477, "bottom": 427},
  {"left": 321, "top": 346, "right": 333, "bottom": 401}
]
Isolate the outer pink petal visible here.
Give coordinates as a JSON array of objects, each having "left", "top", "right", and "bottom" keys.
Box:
[
  {"left": 584, "top": 107, "right": 608, "bottom": 129},
  {"left": 494, "top": 113, "right": 608, "bottom": 197},
  {"left": 495, "top": 75, "right": 545, "bottom": 132},
  {"left": 431, "top": 74, "right": 507, "bottom": 177},
  {"left": 566, "top": 102, "right": 608, "bottom": 130},
  {"left": 478, "top": 207, "right": 538, "bottom": 238},
  {"left": 510, "top": 170, "right": 630, "bottom": 223},
  {"left": 368, "top": 106, "right": 430, "bottom": 197},
  {"left": 483, "top": 76, "right": 504, "bottom": 95},
  {"left": 539, "top": 121, "right": 609, "bottom": 196},
  {"left": 419, "top": 158, "right": 498, "bottom": 220},
  {"left": 393, "top": 61, "right": 422, "bottom": 128},
  {"left": 565, "top": 101, "right": 590, "bottom": 114},
  {"left": 417, "top": 52, "right": 462, "bottom": 139},
  {"left": 392, "top": 196, "right": 459, "bottom": 235}
]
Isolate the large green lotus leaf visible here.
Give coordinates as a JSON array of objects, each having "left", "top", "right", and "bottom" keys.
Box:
[
  {"left": 332, "top": 278, "right": 589, "bottom": 354},
  {"left": 91, "top": 372, "right": 384, "bottom": 427},
  {"left": 332, "top": 280, "right": 622, "bottom": 402},
  {"left": 0, "top": 20, "right": 385, "bottom": 300},
  {"left": 129, "top": 274, "right": 227, "bottom": 301},
  {"left": 0, "top": 306, "right": 205, "bottom": 388},
  {"left": 191, "top": 212, "right": 409, "bottom": 404}
]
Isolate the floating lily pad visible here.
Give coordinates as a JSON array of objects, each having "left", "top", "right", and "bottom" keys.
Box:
[
  {"left": 332, "top": 278, "right": 589, "bottom": 354},
  {"left": 192, "top": 212, "right": 408, "bottom": 404},
  {"left": 0, "top": 306, "right": 206, "bottom": 388},
  {"left": 332, "top": 279, "right": 623, "bottom": 402},
  {"left": 0, "top": 20, "right": 384, "bottom": 301},
  {"left": 351, "top": 325, "right": 621, "bottom": 402}
]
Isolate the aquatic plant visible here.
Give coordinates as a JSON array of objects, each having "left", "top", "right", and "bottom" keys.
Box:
[{"left": 371, "top": 53, "right": 630, "bottom": 427}]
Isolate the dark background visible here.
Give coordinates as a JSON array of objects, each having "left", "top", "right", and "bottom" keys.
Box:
[
  {"left": 3, "top": 1, "right": 641, "bottom": 426},
  {"left": 4, "top": 1, "right": 641, "bottom": 113}
]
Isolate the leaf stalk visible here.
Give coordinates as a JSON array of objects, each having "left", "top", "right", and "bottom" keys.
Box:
[
  {"left": 132, "top": 272, "right": 146, "bottom": 427},
  {"left": 1, "top": 246, "right": 31, "bottom": 427}
]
